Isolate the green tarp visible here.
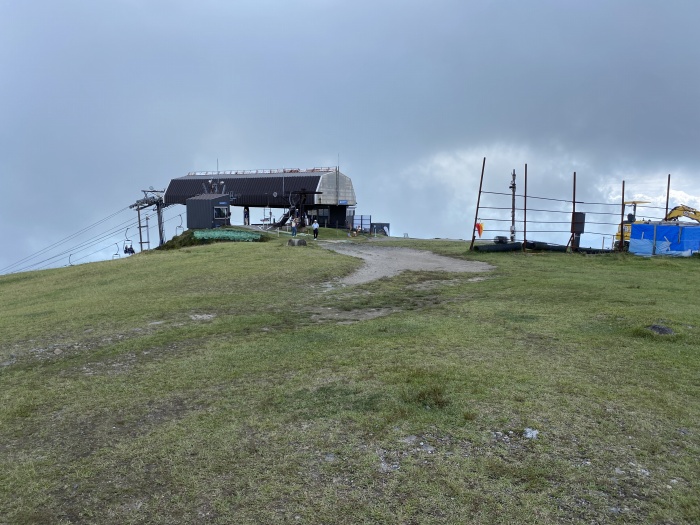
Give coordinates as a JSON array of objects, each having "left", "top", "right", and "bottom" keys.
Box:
[{"left": 193, "top": 230, "right": 262, "bottom": 242}]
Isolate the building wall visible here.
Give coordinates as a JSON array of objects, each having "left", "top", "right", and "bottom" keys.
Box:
[
  {"left": 186, "top": 195, "right": 230, "bottom": 229},
  {"left": 316, "top": 171, "right": 357, "bottom": 206}
]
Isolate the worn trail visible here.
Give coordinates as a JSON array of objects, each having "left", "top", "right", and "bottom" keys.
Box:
[{"left": 319, "top": 241, "right": 493, "bottom": 285}]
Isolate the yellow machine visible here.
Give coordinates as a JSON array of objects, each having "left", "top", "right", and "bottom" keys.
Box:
[
  {"left": 614, "top": 201, "right": 649, "bottom": 249},
  {"left": 614, "top": 203, "right": 700, "bottom": 249},
  {"left": 664, "top": 204, "right": 700, "bottom": 223}
]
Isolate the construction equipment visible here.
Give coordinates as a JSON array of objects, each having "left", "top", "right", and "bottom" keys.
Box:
[
  {"left": 663, "top": 204, "right": 700, "bottom": 223},
  {"left": 614, "top": 201, "right": 650, "bottom": 249},
  {"left": 615, "top": 203, "right": 700, "bottom": 250}
]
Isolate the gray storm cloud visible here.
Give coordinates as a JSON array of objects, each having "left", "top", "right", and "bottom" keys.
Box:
[{"left": 1, "top": 1, "right": 699, "bottom": 271}]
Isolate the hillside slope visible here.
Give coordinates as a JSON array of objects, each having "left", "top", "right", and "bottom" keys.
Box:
[{"left": 1, "top": 238, "right": 699, "bottom": 524}]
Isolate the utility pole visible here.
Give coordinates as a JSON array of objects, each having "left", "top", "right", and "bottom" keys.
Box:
[{"left": 509, "top": 170, "right": 516, "bottom": 242}]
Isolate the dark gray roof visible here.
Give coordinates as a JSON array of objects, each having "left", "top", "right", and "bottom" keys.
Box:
[{"left": 165, "top": 168, "right": 337, "bottom": 207}]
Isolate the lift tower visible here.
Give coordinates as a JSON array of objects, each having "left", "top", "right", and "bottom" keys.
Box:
[{"left": 129, "top": 189, "right": 166, "bottom": 251}]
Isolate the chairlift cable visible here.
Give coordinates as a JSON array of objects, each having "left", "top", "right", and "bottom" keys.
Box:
[
  {"left": 27, "top": 217, "right": 141, "bottom": 272},
  {"left": 19, "top": 213, "right": 148, "bottom": 273},
  {"left": 15, "top": 207, "right": 186, "bottom": 274},
  {"left": 0, "top": 206, "right": 132, "bottom": 273},
  {"left": 35, "top": 210, "right": 180, "bottom": 271}
]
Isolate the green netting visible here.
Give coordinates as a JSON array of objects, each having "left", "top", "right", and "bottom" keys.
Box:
[{"left": 193, "top": 230, "right": 262, "bottom": 242}]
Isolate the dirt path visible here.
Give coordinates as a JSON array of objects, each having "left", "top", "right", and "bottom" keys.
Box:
[{"left": 319, "top": 241, "right": 493, "bottom": 285}]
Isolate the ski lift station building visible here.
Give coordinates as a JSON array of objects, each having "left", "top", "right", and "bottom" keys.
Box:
[{"left": 164, "top": 167, "right": 358, "bottom": 229}]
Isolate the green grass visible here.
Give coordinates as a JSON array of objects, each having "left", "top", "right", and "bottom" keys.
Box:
[{"left": 1, "top": 236, "right": 699, "bottom": 524}]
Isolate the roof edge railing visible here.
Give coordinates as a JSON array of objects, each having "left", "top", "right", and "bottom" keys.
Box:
[{"left": 187, "top": 167, "right": 337, "bottom": 176}]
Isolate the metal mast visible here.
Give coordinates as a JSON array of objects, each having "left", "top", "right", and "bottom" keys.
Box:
[{"left": 509, "top": 170, "right": 516, "bottom": 242}]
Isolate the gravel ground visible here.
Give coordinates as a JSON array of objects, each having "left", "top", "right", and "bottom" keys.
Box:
[{"left": 319, "top": 241, "right": 494, "bottom": 285}]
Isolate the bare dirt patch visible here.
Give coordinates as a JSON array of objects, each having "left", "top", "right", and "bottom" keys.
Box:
[
  {"left": 310, "top": 306, "right": 400, "bottom": 324},
  {"left": 319, "top": 242, "right": 493, "bottom": 285},
  {"left": 306, "top": 242, "right": 494, "bottom": 324}
]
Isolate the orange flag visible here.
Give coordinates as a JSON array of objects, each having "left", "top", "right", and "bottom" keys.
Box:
[{"left": 475, "top": 222, "right": 484, "bottom": 237}]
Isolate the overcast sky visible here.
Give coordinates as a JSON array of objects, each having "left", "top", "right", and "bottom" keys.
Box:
[{"left": 2, "top": 0, "right": 699, "bottom": 272}]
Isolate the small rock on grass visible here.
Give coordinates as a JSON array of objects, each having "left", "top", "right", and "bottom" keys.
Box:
[
  {"left": 523, "top": 428, "right": 539, "bottom": 439},
  {"left": 648, "top": 324, "right": 674, "bottom": 335}
]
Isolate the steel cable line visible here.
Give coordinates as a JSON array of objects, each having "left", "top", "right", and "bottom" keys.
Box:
[
  {"left": 33, "top": 213, "right": 150, "bottom": 271},
  {"left": 2, "top": 206, "right": 131, "bottom": 272},
  {"left": 482, "top": 191, "right": 571, "bottom": 203},
  {"left": 12, "top": 200, "right": 269, "bottom": 273},
  {"left": 479, "top": 217, "right": 620, "bottom": 226},
  {"left": 21, "top": 214, "right": 143, "bottom": 273},
  {"left": 34, "top": 209, "right": 184, "bottom": 271},
  {"left": 1, "top": 206, "right": 132, "bottom": 273},
  {"left": 475, "top": 190, "right": 639, "bottom": 244},
  {"left": 17, "top": 207, "right": 167, "bottom": 273},
  {"left": 65, "top": 243, "right": 124, "bottom": 267}
]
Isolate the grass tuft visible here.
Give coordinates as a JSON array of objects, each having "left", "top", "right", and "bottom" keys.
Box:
[{"left": 403, "top": 384, "right": 450, "bottom": 409}]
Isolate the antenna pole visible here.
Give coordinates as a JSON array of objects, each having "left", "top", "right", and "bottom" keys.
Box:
[
  {"left": 523, "top": 163, "right": 527, "bottom": 250},
  {"left": 509, "top": 169, "right": 516, "bottom": 242}
]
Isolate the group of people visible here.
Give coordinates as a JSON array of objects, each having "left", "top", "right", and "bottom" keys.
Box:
[{"left": 290, "top": 217, "right": 319, "bottom": 239}]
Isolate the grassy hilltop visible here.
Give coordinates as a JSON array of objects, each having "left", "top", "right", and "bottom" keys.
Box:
[{"left": 1, "top": 235, "right": 699, "bottom": 524}]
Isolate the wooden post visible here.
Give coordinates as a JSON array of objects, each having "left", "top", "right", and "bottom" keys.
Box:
[{"left": 469, "top": 157, "right": 486, "bottom": 251}]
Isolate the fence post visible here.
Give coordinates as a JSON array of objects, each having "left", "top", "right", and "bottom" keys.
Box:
[
  {"left": 469, "top": 157, "right": 486, "bottom": 251},
  {"left": 572, "top": 171, "right": 578, "bottom": 251},
  {"left": 619, "top": 180, "right": 626, "bottom": 251},
  {"left": 523, "top": 163, "right": 527, "bottom": 251},
  {"left": 509, "top": 169, "right": 516, "bottom": 242}
]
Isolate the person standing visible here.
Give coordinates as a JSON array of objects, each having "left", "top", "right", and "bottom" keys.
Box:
[
  {"left": 291, "top": 218, "right": 297, "bottom": 237},
  {"left": 312, "top": 219, "right": 319, "bottom": 239}
]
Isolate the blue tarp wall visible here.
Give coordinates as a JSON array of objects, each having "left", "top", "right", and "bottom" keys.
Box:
[{"left": 629, "top": 223, "right": 700, "bottom": 257}]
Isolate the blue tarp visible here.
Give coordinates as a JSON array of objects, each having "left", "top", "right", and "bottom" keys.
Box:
[{"left": 629, "top": 223, "right": 700, "bottom": 257}]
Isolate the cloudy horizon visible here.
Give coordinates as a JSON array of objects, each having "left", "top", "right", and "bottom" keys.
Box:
[{"left": 2, "top": 1, "right": 699, "bottom": 273}]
